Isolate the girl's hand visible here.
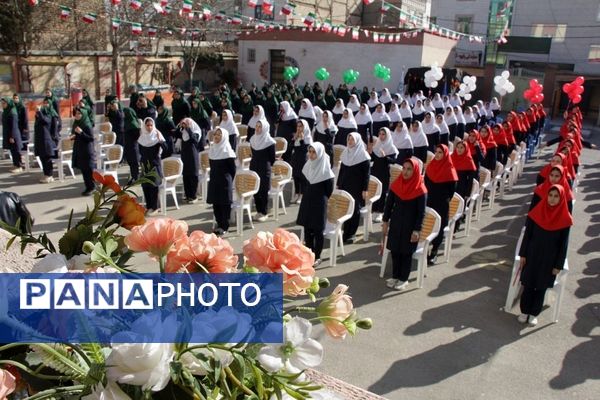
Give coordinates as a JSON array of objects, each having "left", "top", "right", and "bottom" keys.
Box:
[{"left": 410, "top": 231, "right": 420, "bottom": 243}]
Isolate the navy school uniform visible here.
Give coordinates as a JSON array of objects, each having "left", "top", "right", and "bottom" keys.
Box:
[
  {"left": 139, "top": 142, "right": 166, "bottom": 211},
  {"left": 371, "top": 152, "right": 397, "bottom": 214},
  {"left": 334, "top": 127, "right": 354, "bottom": 146},
  {"left": 2, "top": 111, "right": 22, "bottom": 167},
  {"left": 34, "top": 109, "right": 56, "bottom": 177},
  {"left": 337, "top": 160, "right": 370, "bottom": 240},
  {"left": 313, "top": 129, "right": 336, "bottom": 164},
  {"left": 372, "top": 120, "right": 390, "bottom": 138},
  {"left": 357, "top": 122, "right": 373, "bottom": 145},
  {"left": 276, "top": 118, "right": 296, "bottom": 163},
  {"left": 208, "top": 157, "right": 237, "bottom": 231},
  {"left": 291, "top": 139, "right": 309, "bottom": 195},
  {"left": 177, "top": 127, "right": 201, "bottom": 200},
  {"left": 250, "top": 144, "right": 276, "bottom": 215},
  {"left": 71, "top": 124, "right": 96, "bottom": 192},
  {"left": 296, "top": 177, "right": 335, "bottom": 259},
  {"left": 424, "top": 176, "right": 456, "bottom": 256}
]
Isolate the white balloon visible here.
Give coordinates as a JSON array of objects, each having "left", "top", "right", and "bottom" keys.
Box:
[
  {"left": 459, "top": 83, "right": 466, "bottom": 90},
  {"left": 435, "top": 72, "right": 443, "bottom": 80},
  {"left": 499, "top": 89, "right": 507, "bottom": 96},
  {"left": 498, "top": 78, "right": 507, "bottom": 86},
  {"left": 430, "top": 81, "right": 438, "bottom": 88},
  {"left": 464, "top": 93, "right": 472, "bottom": 100},
  {"left": 424, "top": 70, "right": 433, "bottom": 78},
  {"left": 494, "top": 76, "right": 501, "bottom": 84},
  {"left": 469, "top": 83, "right": 476, "bottom": 91},
  {"left": 501, "top": 70, "right": 510, "bottom": 79},
  {"left": 506, "top": 84, "right": 515, "bottom": 93}
]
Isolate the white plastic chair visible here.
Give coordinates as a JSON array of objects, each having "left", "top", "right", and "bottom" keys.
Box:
[
  {"left": 231, "top": 170, "right": 260, "bottom": 236},
  {"left": 25, "top": 143, "right": 43, "bottom": 172},
  {"left": 460, "top": 178, "right": 479, "bottom": 238},
  {"left": 269, "top": 160, "right": 293, "bottom": 221},
  {"left": 233, "top": 113, "right": 242, "bottom": 124},
  {"left": 447, "top": 141, "right": 454, "bottom": 154},
  {"left": 58, "top": 138, "right": 76, "bottom": 181},
  {"left": 98, "top": 121, "right": 112, "bottom": 135},
  {"left": 102, "top": 145, "right": 123, "bottom": 181},
  {"left": 474, "top": 167, "right": 491, "bottom": 221},
  {"left": 504, "top": 227, "right": 569, "bottom": 323},
  {"left": 237, "top": 124, "right": 248, "bottom": 143},
  {"left": 389, "top": 164, "right": 403, "bottom": 185},
  {"left": 423, "top": 151, "right": 435, "bottom": 175},
  {"left": 100, "top": 131, "right": 117, "bottom": 166},
  {"left": 199, "top": 150, "right": 211, "bottom": 203},
  {"left": 274, "top": 137, "right": 288, "bottom": 159},
  {"left": 332, "top": 144, "right": 345, "bottom": 185},
  {"left": 236, "top": 142, "right": 252, "bottom": 170},
  {"left": 360, "top": 176, "right": 382, "bottom": 241},
  {"left": 380, "top": 207, "right": 441, "bottom": 288},
  {"left": 160, "top": 157, "right": 183, "bottom": 215},
  {"left": 499, "top": 155, "right": 514, "bottom": 198},
  {"left": 324, "top": 190, "right": 354, "bottom": 266},
  {"left": 484, "top": 162, "right": 504, "bottom": 210},
  {"left": 517, "top": 142, "right": 527, "bottom": 177},
  {"left": 441, "top": 193, "right": 465, "bottom": 264}
]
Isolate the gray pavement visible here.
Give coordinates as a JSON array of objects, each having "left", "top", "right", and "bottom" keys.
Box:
[{"left": 0, "top": 134, "right": 598, "bottom": 400}]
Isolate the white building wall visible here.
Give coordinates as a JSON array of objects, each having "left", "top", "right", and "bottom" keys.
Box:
[
  {"left": 238, "top": 39, "right": 454, "bottom": 90},
  {"left": 509, "top": 0, "right": 600, "bottom": 75}
]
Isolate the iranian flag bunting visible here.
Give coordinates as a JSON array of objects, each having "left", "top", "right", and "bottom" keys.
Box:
[
  {"left": 28, "top": 0, "right": 38, "bottom": 6},
  {"left": 148, "top": 27, "right": 158, "bottom": 36},
  {"left": 321, "top": 19, "right": 332, "bottom": 32},
  {"left": 351, "top": 28, "right": 359, "bottom": 40},
  {"left": 337, "top": 26, "right": 347, "bottom": 37},
  {"left": 372, "top": 32, "right": 379, "bottom": 42},
  {"left": 129, "top": 0, "right": 142, "bottom": 10},
  {"left": 82, "top": 13, "right": 97, "bottom": 24},
  {"left": 161, "top": 0, "right": 168, "bottom": 5},
  {"left": 153, "top": 3, "right": 164, "bottom": 13},
  {"left": 111, "top": 0, "right": 121, "bottom": 5},
  {"left": 381, "top": 3, "right": 390, "bottom": 13},
  {"left": 203, "top": 7, "right": 212, "bottom": 18},
  {"left": 215, "top": 11, "right": 226, "bottom": 20},
  {"left": 395, "top": 33, "right": 401, "bottom": 42},
  {"left": 262, "top": 0, "right": 274, "bottom": 14},
  {"left": 111, "top": 18, "right": 121, "bottom": 30},
  {"left": 303, "top": 12, "right": 316, "bottom": 26},
  {"left": 59, "top": 6, "right": 71, "bottom": 20},
  {"left": 230, "top": 14, "right": 243, "bottom": 25},
  {"left": 281, "top": 3, "right": 295, "bottom": 15},
  {"left": 182, "top": 0, "right": 193, "bottom": 12},
  {"left": 131, "top": 22, "right": 142, "bottom": 35},
  {"left": 363, "top": 0, "right": 375, "bottom": 4},
  {"left": 248, "top": 0, "right": 258, "bottom": 7}
]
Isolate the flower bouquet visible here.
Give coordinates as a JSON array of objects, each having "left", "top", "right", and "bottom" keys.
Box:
[{"left": 0, "top": 172, "right": 371, "bottom": 399}]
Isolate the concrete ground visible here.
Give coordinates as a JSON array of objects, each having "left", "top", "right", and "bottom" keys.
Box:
[{"left": 0, "top": 130, "right": 598, "bottom": 400}]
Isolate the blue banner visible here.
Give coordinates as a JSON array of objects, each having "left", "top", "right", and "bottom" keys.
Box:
[{"left": 0, "top": 273, "right": 283, "bottom": 343}]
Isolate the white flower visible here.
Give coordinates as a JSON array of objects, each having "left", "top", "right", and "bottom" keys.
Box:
[
  {"left": 258, "top": 317, "right": 323, "bottom": 374},
  {"left": 180, "top": 346, "right": 234, "bottom": 376},
  {"left": 68, "top": 254, "right": 92, "bottom": 270},
  {"left": 271, "top": 389, "right": 343, "bottom": 400},
  {"left": 106, "top": 343, "right": 175, "bottom": 392},
  {"left": 31, "top": 253, "right": 69, "bottom": 273},
  {"left": 82, "top": 381, "right": 132, "bottom": 400}
]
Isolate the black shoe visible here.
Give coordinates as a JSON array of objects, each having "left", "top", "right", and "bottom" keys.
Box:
[
  {"left": 427, "top": 256, "right": 437, "bottom": 266},
  {"left": 81, "top": 189, "right": 94, "bottom": 196},
  {"left": 213, "top": 228, "right": 224, "bottom": 237},
  {"left": 343, "top": 236, "right": 354, "bottom": 244}
]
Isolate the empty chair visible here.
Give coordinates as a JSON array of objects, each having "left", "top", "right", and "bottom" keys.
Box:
[
  {"left": 460, "top": 178, "right": 479, "bottom": 238},
  {"left": 24, "top": 142, "right": 43, "bottom": 172},
  {"left": 360, "top": 176, "right": 382, "bottom": 241},
  {"left": 484, "top": 162, "right": 504, "bottom": 210},
  {"left": 58, "top": 138, "right": 76, "bottom": 181},
  {"left": 236, "top": 142, "right": 252, "bottom": 170},
  {"left": 440, "top": 193, "right": 465, "bottom": 264},
  {"left": 274, "top": 137, "right": 288, "bottom": 159},
  {"left": 269, "top": 160, "right": 293, "bottom": 221},
  {"left": 231, "top": 170, "right": 260, "bottom": 236},
  {"left": 499, "top": 156, "right": 514, "bottom": 198},
  {"left": 98, "top": 121, "right": 112, "bottom": 135},
  {"left": 323, "top": 190, "right": 354, "bottom": 266},
  {"left": 332, "top": 144, "right": 345, "bottom": 183},
  {"left": 160, "top": 157, "right": 183, "bottom": 215},
  {"left": 380, "top": 207, "right": 441, "bottom": 288},
  {"left": 199, "top": 150, "right": 210, "bottom": 202},
  {"left": 237, "top": 124, "right": 248, "bottom": 142},
  {"left": 233, "top": 113, "right": 242, "bottom": 124},
  {"left": 100, "top": 131, "right": 117, "bottom": 165},
  {"left": 102, "top": 145, "right": 123, "bottom": 181},
  {"left": 474, "top": 167, "right": 491, "bottom": 221}
]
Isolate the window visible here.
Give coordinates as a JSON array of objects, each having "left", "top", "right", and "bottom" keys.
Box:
[
  {"left": 531, "top": 24, "right": 567, "bottom": 43},
  {"left": 247, "top": 48, "right": 256, "bottom": 64},
  {"left": 254, "top": 4, "right": 274, "bottom": 21},
  {"left": 430, "top": 16, "right": 437, "bottom": 25},
  {"left": 455, "top": 15, "right": 473, "bottom": 34},
  {"left": 0, "top": 63, "right": 12, "bottom": 83},
  {"left": 589, "top": 45, "right": 600, "bottom": 62}
]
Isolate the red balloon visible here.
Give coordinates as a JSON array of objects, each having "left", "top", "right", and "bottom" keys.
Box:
[
  {"left": 537, "top": 93, "right": 544, "bottom": 103},
  {"left": 523, "top": 89, "right": 532, "bottom": 99},
  {"left": 574, "top": 76, "right": 585, "bottom": 86},
  {"left": 562, "top": 83, "right": 572, "bottom": 93},
  {"left": 572, "top": 94, "right": 582, "bottom": 104},
  {"left": 573, "top": 85, "right": 584, "bottom": 96},
  {"left": 529, "top": 79, "right": 539, "bottom": 89}
]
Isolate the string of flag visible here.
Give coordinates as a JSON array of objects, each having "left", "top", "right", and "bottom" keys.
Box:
[{"left": 36, "top": 0, "right": 509, "bottom": 44}]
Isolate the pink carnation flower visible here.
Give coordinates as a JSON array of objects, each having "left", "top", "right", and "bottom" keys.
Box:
[{"left": 166, "top": 231, "right": 239, "bottom": 273}]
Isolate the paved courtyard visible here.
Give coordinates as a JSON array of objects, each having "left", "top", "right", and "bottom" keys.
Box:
[{"left": 0, "top": 132, "right": 598, "bottom": 400}]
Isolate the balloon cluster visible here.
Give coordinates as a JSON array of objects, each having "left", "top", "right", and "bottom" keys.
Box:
[
  {"left": 458, "top": 75, "right": 477, "bottom": 101},
  {"left": 424, "top": 62, "right": 443, "bottom": 88},
  {"left": 283, "top": 66, "right": 299, "bottom": 81},
  {"left": 562, "top": 76, "right": 585, "bottom": 105},
  {"left": 493, "top": 70, "right": 516, "bottom": 96},
  {"left": 314, "top": 67, "right": 330, "bottom": 81},
  {"left": 523, "top": 79, "right": 544, "bottom": 104},
  {"left": 373, "top": 63, "right": 391, "bottom": 82},
  {"left": 343, "top": 69, "right": 360, "bottom": 84}
]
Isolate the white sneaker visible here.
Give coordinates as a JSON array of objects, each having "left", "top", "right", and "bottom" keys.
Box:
[
  {"left": 373, "top": 213, "right": 383, "bottom": 223},
  {"left": 39, "top": 176, "right": 54, "bottom": 183},
  {"left": 147, "top": 209, "right": 160, "bottom": 216},
  {"left": 257, "top": 214, "right": 268, "bottom": 222},
  {"left": 9, "top": 167, "right": 23, "bottom": 174},
  {"left": 386, "top": 278, "right": 399, "bottom": 288},
  {"left": 527, "top": 316, "right": 538, "bottom": 326},
  {"left": 291, "top": 194, "right": 298, "bottom": 203},
  {"left": 393, "top": 281, "right": 409, "bottom": 291},
  {"left": 517, "top": 314, "right": 528, "bottom": 323}
]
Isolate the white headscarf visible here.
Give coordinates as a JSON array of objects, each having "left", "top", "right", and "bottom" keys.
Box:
[
  {"left": 412, "top": 100, "right": 425, "bottom": 116},
  {"left": 490, "top": 97, "right": 500, "bottom": 111},
  {"left": 315, "top": 110, "right": 337, "bottom": 134},
  {"left": 138, "top": 117, "right": 165, "bottom": 147},
  {"left": 373, "top": 127, "right": 399, "bottom": 157},
  {"left": 422, "top": 112, "right": 440, "bottom": 135},
  {"left": 464, "top": 106, "right": 477, "bottom": 124},
  {"left": 367, "top": 92, "right": 380, "bottom": 108},
  {"left": 484, "top": 103, "right": 494, "bottom": 118},
  {"left": 436, "top": 116, "right": 449, "bottom": 135},
  {"left": 355, "top": 106, "right": 373, "bottom": 125},
  {"left": 399, "top": 101, "right": 412, "bottom": 119},
  {"left": 332, "top": 99, "right": 345, "bottom": 115},
  {"left": 181, "top": 117, "right": 202, "bottom": 142},
  {"left": 295, "top": 119, "right": 313, "bottom": 146},
  {"left": 208, "top": 127, "right": 236, "bottom": 160},
  {"left": 340, "top": 132, "right": 371, "bottom": 166},
  {"left": 432, "top": 93, "right": 444, "bottom": 109},
  {"left": 392, "top": 93, "right": 403, "bottom": 105},
  {"left": 450, "top": 94, "right": 462, "bottom": 107},
  {"left": 250, "top": 120, "right": 276, "bottom": 150},
  {"left": 302, "top": 142, "right": 335, "bottom": 184},
  {"left": 219, "top": 110, "right": 239, "bottom": 137},
  {"left": 298, "top": 99, "right": 316, "bottom": 120},
  {"left": 379, "top": 88, "right": 392, "bottom": 104},
  {"left": 408, "top": 93, "right": 417, "bottom": 107},
  {"left": 409, "top": 121, "right": 429, "bottom": 147},
  {"left": 279, "top": 101, "right": 298, "bottom": 121},
  {"left": 388, "top": 103, "right": 401, "bottom": 123},
  {"left": 372, "top": 106, "right": 391, "bottom": 123},
  {"left": 444, "top": 108, "right": 458, "bottom": 125},
  {"left": 313, "top": 106, "right": 323, "bottom": 123},
  {"left": 347, "top": 94, "right": 360, "bottom": 113},
  {"left": 248, "top": 105, "right": 265, "bottom": 130},
  {"left": 337, "top": 108, "right": 358, "bottom": 129},
  {"left": 454, "top": 106, "right": 466, "bottom": 124},
  {"left": 442, "top": 95, "right": 451, "bottom": 109},
  {"left": 424, "top": 99, "right": 436, "bottom": 113},
  {"left": 392, "top": 122, "right": 413, "bottom": 149}
]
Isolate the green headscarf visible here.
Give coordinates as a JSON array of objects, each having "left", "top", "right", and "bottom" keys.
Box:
[
  {"left": 156, "top": 106, "right": 171, "bottom": 124},
  {"left": 1, "top": 98, "right": 17, "bottom": 127},
  {"left": 191, "top": 99, "right": 209, "bottom": 122},
  {"left": 73, "top": 107, "right": 92, "bottom": 131},
  {"left": 123, "top": 107, "right": 140, "bottom": 130}
]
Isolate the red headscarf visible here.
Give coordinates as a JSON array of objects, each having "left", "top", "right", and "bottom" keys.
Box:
[
  {"left": 536, "top": 104, "right": 547, "bottom": 118},
  {"left": 508, "top": 111, "right": 523, "bottom": 132},
  {"left": 451, "top": 141, "right": 477, "bottom": 172},
  {"left": 501, "top": 122, "right": 516, "bottom": 145},
  {"left": 390, "top": 158, "right": 428, "bottom": 200},
  {"left": 519, "top": 112, "right": 530, "bottom": 131},
  {"left": 528, "top": 184, "right": 573, "bottom": 231},
  {"left": 526, "top": 108, "right": 537, "bottom": 124},
  {"left": 492, "top": 124, "right": 509, "bottom": 146},
  {"left": 538, "top": 153, "right": 566, "bottom": 180},
  {"left": 534, "top": 165, "right": 573, "bottom": 202},
  {"left": 557, "top": 146, "right": 577, "bottom": 178},
  {"left": 467, "top": 129, "right": 486, "bottom": 157},
  {"left": 425, "top": 144, "right": 458, "bottom": 183},
  {"left": 479, "top": 126, "right": 497, "bottom": 150}
]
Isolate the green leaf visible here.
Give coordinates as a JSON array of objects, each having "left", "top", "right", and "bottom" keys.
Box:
[
  {"left": 282, "top": 384, "right": 305, "bottom": 400},
  {"left": 29, "top": 344, "right": 91, "bottom": 383},
  {"left": 5, "top": 235, "right": 16, "bottom": 251},
  {"left": 251, "top": 363, "right": 266, "bottom": 399},
  {"left": 105, "top": 238, "right": 118, "bottom": 257}
]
